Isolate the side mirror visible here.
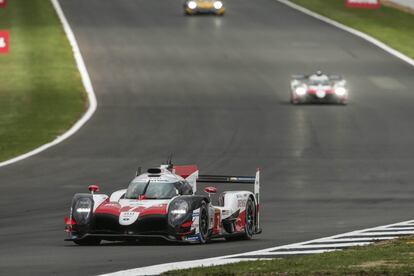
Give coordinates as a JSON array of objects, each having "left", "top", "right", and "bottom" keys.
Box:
[
  {"left": 204, "top": 186, "right": 217, "bottom": 198},
  {"left": 88, "top": 185, "right": 99, "bottom": 194}
]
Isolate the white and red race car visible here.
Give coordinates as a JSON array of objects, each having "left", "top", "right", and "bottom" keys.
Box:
[
  {"left": 64, "top": 163, "right": 261, "bottom": 245},
  {"left": 290, "top": 71, "right": 348, "bottom": 105}
]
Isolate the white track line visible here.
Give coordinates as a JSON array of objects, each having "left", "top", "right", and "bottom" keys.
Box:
[
  {"left": 374, "top": 227, "right": 414, "bottom": 231},
  {"left": 277, "top": 0, "right": 414, "bottom": 67},
  {"left": 246, "top": 249, "right": 340, "bottom": 256},
  {"left": 311, "top": 237, "right": 397, "bottom": 242},
  {"left": 0, "top": 0, "right": 96, "bottom": 169},
  {"left": 282, "top": 242, "right": 372, "bottom": 249}
]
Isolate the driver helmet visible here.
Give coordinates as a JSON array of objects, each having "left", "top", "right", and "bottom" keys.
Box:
[{"left": 316, "top": 70, "right": 323, "bottom": 76}]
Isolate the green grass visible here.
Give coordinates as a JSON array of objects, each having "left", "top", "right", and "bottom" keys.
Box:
[
  {"left": 290, "top": 0, "right": 414, "bottom": 59},
  {"left": 165, "top": 237, "right": 414, "bottom": 275},
  {"left": 0, "top": 0, "right": 85, "bottom": 161}
]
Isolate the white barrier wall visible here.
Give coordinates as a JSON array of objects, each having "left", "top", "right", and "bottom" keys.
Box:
[{"left": 387, "top": 0, "right": 414, "bottom": 10}]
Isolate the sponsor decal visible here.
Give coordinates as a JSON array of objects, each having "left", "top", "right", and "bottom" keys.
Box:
[
  {"left": 0, "top": 31, "right": 9, "bottom": 54},
  {"left": 345, "top": 0, "right": 381, "bottom": 9},
  {"left": 237, "top": 199, "right": 247, "bottom": 208},
  {"left": 119, "top": 211, "right": 140, "bottom": 226},
  {"left": 184, "top": 234, "right": 200, "bottom": 242},
  {"left": 0, "top": 0, "right": 6, "bottom": 8}
]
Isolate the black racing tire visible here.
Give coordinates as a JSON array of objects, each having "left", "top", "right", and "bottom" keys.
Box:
[
  {"left": 242, "top": 197, "right": 256, "bottom": 240},
  {"left": 198, "top": 201, "right": 210, "bottom": 244},
  {"left": 73, "top": 237, "right": 101, "bottom": 246}
]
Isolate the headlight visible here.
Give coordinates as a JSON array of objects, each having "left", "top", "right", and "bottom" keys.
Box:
[
  {"left": 213, "top": 1, "right": 223, "bottom": 9},
  {"left": 169, "top": 199, "right": 189, "bottom": 225},
  {"left": 335, "top": 87, "right": 347, "bottom": 96},
  {"left": 73, "top": 198, "right": 93, "bottom": 224},
  {"left": 295, "top": 86, "right": 307, "bottom": 96},
  {"left": 187, "top": 1, "right": 197, "bottom": 9}
]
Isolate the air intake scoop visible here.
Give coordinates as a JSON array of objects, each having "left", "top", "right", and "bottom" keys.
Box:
[{"left": 147, "top": 168, "right": 162, "bottom": 174}]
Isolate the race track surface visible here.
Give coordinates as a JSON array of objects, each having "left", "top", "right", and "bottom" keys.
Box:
[{"left": 1, "top": 0, "right": 414, "bottom": 275}]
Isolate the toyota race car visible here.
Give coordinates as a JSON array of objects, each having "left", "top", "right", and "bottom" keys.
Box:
[
  {"left": 290, "top": 71, "right": 348, "bottom": 105},
  {"left": 64, "top": 163, "right": 261, "bottom": 245},
  {"left": 184, "top": 0, "right": 225, "bottom": 15}
]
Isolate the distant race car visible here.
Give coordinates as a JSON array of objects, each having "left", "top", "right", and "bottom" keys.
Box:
[
  {"left": 64, "top": 163, "right": 261, "bottom": 245},
  {"left": 184, "top": 0, "right": 225, "bottom": 15},
  {"left": 290, "top": 71, "right": 348, "bottom": 105}
]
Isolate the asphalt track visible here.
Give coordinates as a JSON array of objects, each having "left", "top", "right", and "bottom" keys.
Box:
[{"left": 0, "top": 0, "right": 414, "bottom": 275}]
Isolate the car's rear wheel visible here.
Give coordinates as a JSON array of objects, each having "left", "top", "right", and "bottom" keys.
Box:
[
  {"left": 73, "top": 236, "right": 101, "bottom": 246},
  {"left": 225, "top": 197, "right": 256, "bottom": 241},
  {"left": 242, "top": 197, "right": 255, "bottom": 240},
  {"left": 198, "top": 202, "right": 210, "bottom": 244}
]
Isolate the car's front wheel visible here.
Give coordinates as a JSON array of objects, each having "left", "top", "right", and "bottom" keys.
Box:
[{"left": 198, "top": 201, "right": 210, "bottom": 244}]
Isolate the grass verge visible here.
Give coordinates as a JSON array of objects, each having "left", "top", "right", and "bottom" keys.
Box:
[
  {"left": 0, "top": 0, "right": 85, "bottom": 161},
  {"left": 165, "top": 237, "right": 414, "bottom": 275},
  {"left": 289, "top": 0, "right": 414, "bottom": 59}
]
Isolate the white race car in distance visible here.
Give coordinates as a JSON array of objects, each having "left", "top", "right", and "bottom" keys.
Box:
[{"left": 291, "top": 71, "right": 348, "bottom": 105}]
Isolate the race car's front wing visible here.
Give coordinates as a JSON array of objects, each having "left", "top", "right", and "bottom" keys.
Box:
[{"left": 67, "top": 212, "right": 198, "bottom": 242}]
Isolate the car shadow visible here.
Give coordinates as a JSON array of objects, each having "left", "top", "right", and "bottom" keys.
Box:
[
  {"left": 63, "top": 237, "right": 234, "bottom": 247},
  {"left": 279, "top": 100, "right": 347, "bottom": 106}
]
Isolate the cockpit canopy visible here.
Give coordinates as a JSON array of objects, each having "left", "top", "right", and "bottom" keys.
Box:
[{"left": 125, "top": 177, "right": 193, "bottom": 200}]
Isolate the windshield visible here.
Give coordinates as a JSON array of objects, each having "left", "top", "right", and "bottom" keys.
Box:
[
  {"left": 309, "top": 79, "right": 330, "bottom": 86},
  {"left": 125, "top": 180, "right": 179, "bottom": 199},
  {"left": 308, "top": 75, "right": 330, "bottom": 85}
]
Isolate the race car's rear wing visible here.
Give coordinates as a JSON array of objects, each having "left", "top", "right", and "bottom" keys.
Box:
[
  {"left": 291, "top": 74, "right": 344, "bottom": 80},
  {"left": 291, "top": 74, "right": 306, "bottom": 80},
  {"left": 197, "top": 169, "right": 260, "bottom": 206},
  {"left": 329, "top": 75, "right": 344, "bottom": 80}
]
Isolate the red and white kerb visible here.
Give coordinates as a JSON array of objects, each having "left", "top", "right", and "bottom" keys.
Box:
[
  {"left": 0, "top": 31, "right": 9, "bottom": 54},
  {"left": 345, "top": 0, "right": 381, "bottom": 9}
]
